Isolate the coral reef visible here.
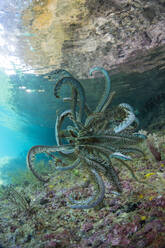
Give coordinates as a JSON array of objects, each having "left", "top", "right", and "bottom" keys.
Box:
[
  {"left": 1, "top": 69, "right": 165, "bottom": 247},
  {"left": 0, "top": 131, "right": 165, "bottom": 247}
]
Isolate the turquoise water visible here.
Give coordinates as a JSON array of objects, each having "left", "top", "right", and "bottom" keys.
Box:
[{"left": 0, "top": 46, "right": 165, "bottom": 185}]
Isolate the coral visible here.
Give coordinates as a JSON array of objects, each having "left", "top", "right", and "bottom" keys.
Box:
[
  {"left": 1, "top": 121, "right": 165, "bottom": 247},
  {"left": 27, "top": 67, "right": 147, "bottom": 209},
  {"left": 147, "top": 133, "right": 162, "bottom": 161},
  {"left": 147, "top": 140, "right": 161, "bottom": 161}
]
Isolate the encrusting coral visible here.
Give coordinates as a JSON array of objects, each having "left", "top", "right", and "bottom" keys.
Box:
[{"left": 27, "top": 67, "right": 148, "bottom": 209}]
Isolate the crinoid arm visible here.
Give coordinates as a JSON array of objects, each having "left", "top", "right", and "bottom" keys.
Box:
[
  {"left": 27, "top": 144, "right": 74, "bottom": 182},
  {"left": 89, "top": 67, "right": 111, "bottom": 113},
  {"left": 55, "top": 109, "right": 72, "bottom": 146},
  {"left": 55, "top": 109, "right": 76, "bottom": 154},
  {"left": 114, "top": 157, "right": 147, "bottom": 184},
  {"left": 63, "top": 96, "right": 92, "bottom": 116},
  {"left": 88, "top": 155, "right": 123, "bottom": 193},
  {"left": 117, "top": 147, "right": 146, "bottom": 156},
  {"left": 55, "top": 158, "right": 80, "bottom": 171},
  {"left": 110, "top": 152, "right": 132, "bottom": 161},
  {"left": 54, "top": 77, "right": 86, "bottom": 122},
  {"left": 133, "top": 133, "right": 147, "bottom": 140},
  {"left": 114, "top": 103, "right": 136, "bottom": 133},
  {"left": 68, "top": 191, "right": 96, "bottom": 205},
  {"left": 67, "top": 169, "right": 105, "bottom": 209}
]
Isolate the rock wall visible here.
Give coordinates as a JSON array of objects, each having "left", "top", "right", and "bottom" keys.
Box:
[{"left": 18, "top": 0, "right": 165, "bottom": 77}]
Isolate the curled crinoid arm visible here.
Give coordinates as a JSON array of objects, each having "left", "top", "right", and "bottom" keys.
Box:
[
  {"left": 68, "top": 195, "right": 96, "bottom": 205},
  {"left": 118, "top": 147, "right": 146, "bottom": 157},
  {"left": 133, "top": 133, "right": 147, "bottom": 140},
  {"left": 55, "top": 109, "right": 72, "bottom": 145},
  {"left": 94, "top": 156, "right": 123, "bottom": 193},
  {"left": 84, "top": 91, "right": 115, "bottom": 128},
  {"left": 51, "top": 70, "right": 79, "bottom": 122},
  {"left": 89, "top": 67, "right": 111, "bottom": 113},
  {"left": 114, "top": 157, "right": 147, "bottom": 184},
  {"left": 84, "top": 111, "right": 102, "bottom": 127},
  {"left": 63, "top": 97, "right": 92, "bottom": 116},
  {"left": 68, "top": 175, "right": 96, "bottom": 205},
  {"left": 55, "top": 110, "right": 76, "bottom": 155},
  {"left": 68, "top": 168, "right": 105, "bottom": 209},
  {"left": 101, "top": 90, "right": 116, "bottom": 112},
  {"left": 54, "top": 77, "right": 86, "bottom": 122},
  {"left": 67, "top": 125, "right": 78, "bottom": 138},
  {"left": 129, "top": 117, "right": 140, "bottom": 132},
  {"left": 110, "top": 152, "right": 132, "bottom": 161},
  {"left": 114, "top": 103, "right": 136, "bottom": 133},
  {"left": 55, "top": 158, "right": 80, "bottom": 171},
  {"left": 84, "top": 155, "right": 107, "bottom": 174},
  {"left": 70, "top": 88, "right": 78, "bottom": 121},
  {"left": 27, "top": 144, "right": 74, "bottom": 182},
  {"left": 49, "top": 70, "right": 80, "bottom": 121}
]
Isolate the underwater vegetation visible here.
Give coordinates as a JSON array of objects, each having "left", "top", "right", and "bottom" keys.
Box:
[
  {"left": 27, "top": 67, "right": 147, "bottom": 209},
  {"left": 0, "top": 185, "right": 33, "bottom": 214}
]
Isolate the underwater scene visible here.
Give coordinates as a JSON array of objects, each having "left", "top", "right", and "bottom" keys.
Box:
[{"left": 0, "top": 0, "right": 165, "bottom": 247}]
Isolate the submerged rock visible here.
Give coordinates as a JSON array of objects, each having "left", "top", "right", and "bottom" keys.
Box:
[{"left": 15, "top": 0, "right": 165, "bottom": 77}]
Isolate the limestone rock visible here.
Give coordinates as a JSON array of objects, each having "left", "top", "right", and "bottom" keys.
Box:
[{"left": 13, "top": 0, "right": 165, "bottom": 77}]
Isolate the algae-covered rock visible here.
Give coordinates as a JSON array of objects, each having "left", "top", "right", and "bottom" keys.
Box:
[{"left": 14, "top": 0, "right": 165, "bottom": 77}]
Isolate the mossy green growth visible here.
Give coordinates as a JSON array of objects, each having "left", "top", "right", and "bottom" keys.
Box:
[{"left": 73, "top": 169, "right": 80, "bottom": 176}]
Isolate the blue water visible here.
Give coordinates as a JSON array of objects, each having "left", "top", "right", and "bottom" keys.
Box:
[{"left": 0, "top": 49, "right": 165, "bottom": 184}]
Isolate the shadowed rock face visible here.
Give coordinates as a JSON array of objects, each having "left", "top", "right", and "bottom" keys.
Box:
[{"left": 15, "top": 0, "right": 165, "bottom": 77}]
